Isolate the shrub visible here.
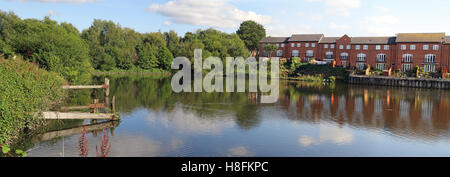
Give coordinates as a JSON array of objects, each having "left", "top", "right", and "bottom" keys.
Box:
[{"left": 0, "top": 58, "right": 66, "bottom": 145}]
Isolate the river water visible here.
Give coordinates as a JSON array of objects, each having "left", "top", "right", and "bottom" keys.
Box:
[{"left": 26, "top": 76, "right": 450, "bottom": 157}]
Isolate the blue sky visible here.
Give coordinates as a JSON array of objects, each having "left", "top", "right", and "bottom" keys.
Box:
[{"left": 2, "top": 0, "right": 450, "bottom": 37}]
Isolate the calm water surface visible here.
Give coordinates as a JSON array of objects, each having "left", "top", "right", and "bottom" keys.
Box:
[{"left": 26, "top": 76, "right": 450, "bottom": 157}]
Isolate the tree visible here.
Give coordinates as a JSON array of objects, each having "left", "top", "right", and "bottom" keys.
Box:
[
  {"left": 158, "top": 47, "right": 173, "bottom": 70},
  {"left": 236, "top": 20, "right": 266, "bottom": 57},
  {"left": 164, "top": 30, "right": 182, "bottom": 57},
  {"left": 136, "top": 41, "right": 158, "bottom": 70},
  {"left": 264, "top": 44, "right": 277, "bottom": 58}
]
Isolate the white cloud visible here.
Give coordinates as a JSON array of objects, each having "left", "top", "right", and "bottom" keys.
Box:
[
  {"left": 164, "top": 21, "right": 171, "bottom": 26},
  {"left": 9, "top": 0, "right": 98, "bottom": 3},
  {"left": 329, "top": 22, "right": 350, "bottom": 31},
  {"left": 298, "top": 124, "right": 354, "bottom": 147},
  {"left": 363, "top": 15, "right": 399, "bottom": 36},
  {"left": 227, "top": 146, "right": 255, "bottom": 157},
  {"left": 266, "top": 23, "right": 314, "bottom": 37},
  {"left": 148, "top": 0, "right": 272, "bottom": 29},
  {"left": 325, "top": 0, "right": 361, "bottom": 16}
]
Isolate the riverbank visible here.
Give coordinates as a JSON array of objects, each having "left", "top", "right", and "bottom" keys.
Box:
[
  {"left": 0, "top": 58, "right": 66, "bottom": 146},
  {"left": 349, "top": 74, "right": 450, "bottom": 89}
]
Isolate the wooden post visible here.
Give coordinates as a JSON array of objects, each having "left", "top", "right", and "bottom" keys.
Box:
[{"left": 105, "top": 78, "right": 110, "bottom": 106}]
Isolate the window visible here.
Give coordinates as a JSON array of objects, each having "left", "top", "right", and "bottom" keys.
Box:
[
  {"left": 341, "top": 61, "right": 349, "bottom": 68},
  {"left": 410, "top": 45, "right": 416, "bottom": 50},
  {"left": 325, "top": 52, "right": 334, "bottom": 59},
  {"left": 297, "top": 43, "right": 301, "bottom": 47},
  {"left": 384, "top": 45, "right": 389, "bottom": 50},
  {"left": 356, "top": 45, "right": 361, "bottom": 50},
  {"left": 401, "top": 45, "right": 406, "bottom": 50},
  {"left": 376, "top": 63, "right": 386, "bottom": 70},
  {"left": 339, "top": 45, "right": 344, "bottom": 49},
  {"left": 402, "top": 54, "right": 413, "bottom": 63},
  {"left": 433, "top": 45, "right": 439, "bottom": 50},
  {"left": 276, "top": 43, "right": 280, "bottom": 47},
  {"left": 306, "top": 50, "right": 314, "bottom": 57},
  {"left": 402, "top": 64, "right": 412, "bottom": 72},
  {"left": 423, "top": 45, "right": 429, "bottom": 50},
  {"left": 291, "top": 43, "right": 295, "bottom": 47},
  {"left": 331, "top": 44, "right": 335, "bottom": 49},
  {"left": 276, "top": 50, "right": 283, "bottom": 57},
  {"left": 377, "top": 54, "right": 387, "bottom": 62},
  {"left": 324, "top": 44, "right": 329, "bottom": 48},
  {"left": 363, "top": 45, "right": 368, "bottom": 50},
  {"left": 305, "top": 43, "right": 310, "bottom": 47},
  {"left": 281, "top": 44, "right": 285, "bottom": 48},
  {"left": 340, "top": 53, "right": 349, "bottom": 60},
  {"left": 425, "top": 54, "right": 436, "bottom": 63},
  {"left": 357, "top": 53, "right": 367, "bottom": 62},
  {"left": 312, "top": 43, "right": 316, "bottom": 47},
  {"left": 424, "top": 64, "right": 436, "bottom": 73},
  {"left": 356, "top": 63, "right": 366, "bottom": 70},
  {"left": 292, "top": 50, "right": 299, "bottom": 57},
  {"left": 346, "top": 45, "right": 351, "bottom": 50},
  {"left": 376, "top": 45, "right": 381, "bottom": 50}
]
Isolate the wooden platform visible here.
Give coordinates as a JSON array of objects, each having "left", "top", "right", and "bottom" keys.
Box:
[{"left": 41, "top": 112, "right": 118, "bottom": 120}]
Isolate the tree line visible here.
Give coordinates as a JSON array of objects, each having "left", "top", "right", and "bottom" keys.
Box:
[{"left": 0, "top": 10, "right": 267, "bottom": 84}]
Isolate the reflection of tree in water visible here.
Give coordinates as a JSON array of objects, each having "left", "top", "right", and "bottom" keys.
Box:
[{"left": 98, "top": 75, "right": 264, "bottom": 129}]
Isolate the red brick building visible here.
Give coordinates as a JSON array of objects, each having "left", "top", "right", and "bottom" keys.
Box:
[{"left": 259, "top": 33, "right": 450, "bottom": 72}]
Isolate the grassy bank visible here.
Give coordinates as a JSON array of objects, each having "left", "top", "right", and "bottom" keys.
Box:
[
  {"left": 0, "top": 58, "right": 66, "bottom": 146},
  {"left": 92, "top": 67, "right": 172, "bottom": 77}
]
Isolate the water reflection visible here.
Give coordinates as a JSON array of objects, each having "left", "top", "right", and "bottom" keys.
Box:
[{"left": 26, "top": 76, "right": 450, "bottom": 157}]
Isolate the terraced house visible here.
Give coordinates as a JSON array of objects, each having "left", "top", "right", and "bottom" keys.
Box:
[{"left": 259, "top": 33, "right": 450, "bottom": 73}]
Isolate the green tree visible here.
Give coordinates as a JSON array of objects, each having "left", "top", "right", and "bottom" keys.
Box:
[
  {"left": 236, "top": 20, "right": 266, "bottom": 57},
  {"left": 164, "top": 30, "right": 182, "bottom": 57},
  {"left": 263, "top": 44, "right": 278, "bottom": 58},
  {"left": 136, "top": 42, "right": 158, "bottom": 70},
  {"left": 158, "top": 47, "right": 173, "bottom": 70}
]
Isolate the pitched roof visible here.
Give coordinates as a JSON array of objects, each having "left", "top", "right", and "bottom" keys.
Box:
[
  {"left": 351, "top": 37, "right": 396, "bottom": 44},
  {"left": 260, "top": 37, "right": 290, "bottom": 43},
  {"left": 445, "top": 36, "right": 450, "bottom": 44},
  {"left": 396, "top": 33, "right": 445, "bottom": 43},
  {"left": 319, "top": 37, "right": 340, "bottom": 44},
  {"left": 288, "top": 34, "right": 324, "bottom": 42}
]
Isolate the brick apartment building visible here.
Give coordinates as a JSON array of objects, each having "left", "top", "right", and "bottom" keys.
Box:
[{"left": 259, "top": 33, "right": 450, "bottom": 73}]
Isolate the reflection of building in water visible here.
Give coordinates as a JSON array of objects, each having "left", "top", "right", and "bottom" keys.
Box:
[{"left": 280, "top": 84, "right": 450, "bottom": 141}]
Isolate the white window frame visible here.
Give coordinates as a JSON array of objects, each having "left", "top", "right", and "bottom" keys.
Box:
[
  {"left": 425, "top": 54, "right": 436, "bottom": 63},
  {"left": 363, "top": 45, "right": 369, "bottom": 50},
  {"left": 276, "top": 43, "right": 280, "bottom": 47},
  {"left": 356, "top": 45, "right": 360, "bottom": 50},
  {"left": 384, "top": 45, "right": 389, "bottom": 50},
  {"left": 306, "top": 50, "right": 314, "bottom": 57},
  {"left": 325, "top": 51, "right": 334, "bottom": 59},
  {"left": 423, "top": 45, "right": 429, "bottom": 50},
  {"left": 376, "top": 63, "right": 386, "bottom": 70},
  {"left": 324, "top": 44, "right": 329, "bottom": 49},
  {"left": 402, "top": 64, "right": 412, "bottom": 72},
  {"left": 401, "top": 45, "right": 406, "bottom": 50},
  {"left": 292, "top": 50, "right": 299, "bottom": 57},
  {"left": 276, "top": 50, "right": 283, "bottom": 57},
  {"left": 377, "top": 53, "right": 387, "bottom": 62},
  {"left": 330, "top": 44, "right": 335, "bottom": 49},
  {"left": 424, "top": 64, "right": 436, "bottom": 73},
  {"left": 376, "top": 45, "right": 381, "bottom": 50},
  {"left": 281, "top": 43, "right": 285, "bottom": 48},
  {"left": 305, "top": 43, "right": 310, "bottom": 47},
  {"left": 311, "top": 43, "right": 316, "bottom": 48},
  {"left": 291, "top": 43, "right": 295, "bottom": 47},
  {"left": 297, "top": 43, "right": 301, "bottom": 47},
  {"left": 402, "top": 54, "right": 413, "bottom": 63},
  {"left": 346, "top": 45, "right": 351, "bottom": 50},
  {"left": 410, "top": 45, "right": 416, "bottom": 50},
  {"left": 433, "top": 45, "right": 439, "bottom": 51},
  {"left": 339, "top": 45, "right": 344, "bottom": 49},
  {"left": 340, "top": 53, "right": 349, "bottom": 60},
  {"left": 357, "top": 53, "right": 367, "bottom": 62},
  {"left": 356, "top": 62, "right": 366, "bottom": 70}
]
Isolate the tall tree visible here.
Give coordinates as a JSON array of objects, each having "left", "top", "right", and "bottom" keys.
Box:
[
  {"left": 236, "top": 20, "right": 266, "bottom": 57},
  {"left": 263, "top": 44, "right": 277, "bottom": 58}
]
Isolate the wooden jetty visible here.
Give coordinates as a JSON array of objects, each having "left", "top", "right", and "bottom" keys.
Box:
[
  {"left": 34, "top": 121, "right": 119, "bottom": 142},
  {"left": 41, "top": 78, "right": 119, "bottom": 120}
]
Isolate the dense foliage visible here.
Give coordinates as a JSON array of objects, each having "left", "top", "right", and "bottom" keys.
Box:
[
  {"left": 0, "top": 11, "right": 92, "bottom": 84},
  {"left": 237, "top": 20, "right": 266, "bottom": 56},
  {"left": 0, "top": 58, "right": 65, "bottom": 145}
]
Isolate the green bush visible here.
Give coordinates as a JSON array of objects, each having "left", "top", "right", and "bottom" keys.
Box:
[{"left": 0, "top": 58, "right": 66, "bottom": 145}]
